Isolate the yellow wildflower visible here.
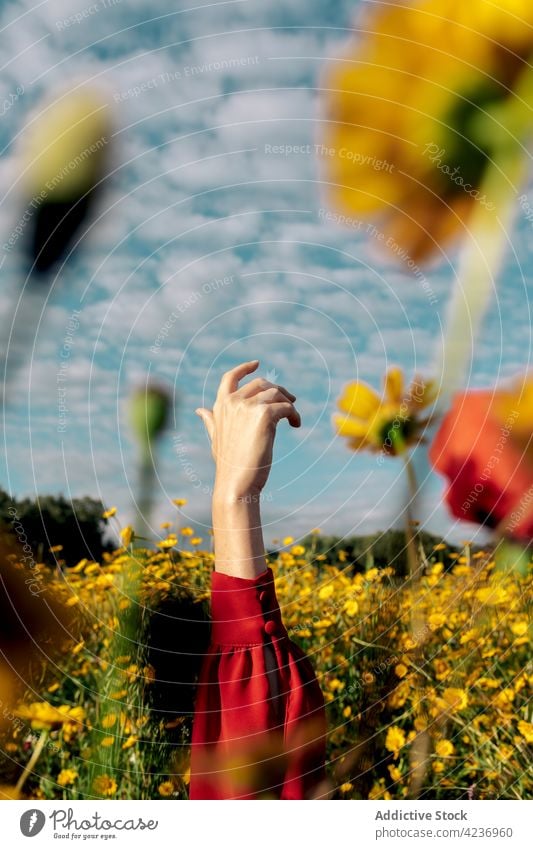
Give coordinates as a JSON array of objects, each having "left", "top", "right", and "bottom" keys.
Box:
[
  {"left": 57, "top": 769, "right": 78, "bottom": 787},
  {"left": 435, "top": 739, "right": 455, "bottom": 758},
  {"left": 92, "top": 775, "right": 117, "bottom": 796},
  {"left": 441, "top": 688, "right": 468, "bottom": 713},
  {"left": 334, "top": 368, "right": 436, "bottom": 455},
  {"left": 157, "top": 535, "right": 178, "bottom": 549},
  {"left": 385, "top": 726, "right": 406, "bottom": 758},
  {"left": 119, "top": 526, "right": 134, "bottom": 547},
  {"left": 102, "top": 507, "right": 117, "bottom": 520},
  {"left": 158, "top": 781, "right": 174, "bottom": 797},
  {"left": 517, "top": 720, "right": 533, "bottom": 744}
]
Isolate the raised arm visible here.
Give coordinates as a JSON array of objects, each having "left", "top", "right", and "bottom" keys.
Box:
[
  {"left": 195, "top": 359, "right": 300, "bottom": 579},
  {"left": 190, "top": 360, "right": 325, "bottom": 800}
]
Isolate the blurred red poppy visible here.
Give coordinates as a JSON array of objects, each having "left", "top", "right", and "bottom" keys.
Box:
[{"left": 429, "top": 384, "right": 533, "bottom": 542}]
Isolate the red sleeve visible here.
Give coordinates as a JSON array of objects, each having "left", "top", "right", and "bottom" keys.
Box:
[{"left": 189, "top": 567, "right": 326, "bottom": 799}]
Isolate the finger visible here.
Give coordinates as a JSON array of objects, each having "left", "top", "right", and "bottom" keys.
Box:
[
  {"left": 239, "top": 377, "right": 296, "bottom": 402},
  {"left": 253, "top": 387, "right": 295, "bottom": 405},
  {"left": 217, "top": 360, "right": 259, "bottom": 398},
  {"left": 268, "top": 402, "right": 301, "bottom": 428},
  {"left": 195, "top": 407, "right": 215, "bottom": 441}
]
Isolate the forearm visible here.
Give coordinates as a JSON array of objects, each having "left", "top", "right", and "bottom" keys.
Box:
[{"left": 211, "top": 487, "right": 267, "bottom": 578}]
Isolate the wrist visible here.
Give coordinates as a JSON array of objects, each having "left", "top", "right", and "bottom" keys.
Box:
[{"left": 212, "top": 483, "right": 262, "bottom": 510}]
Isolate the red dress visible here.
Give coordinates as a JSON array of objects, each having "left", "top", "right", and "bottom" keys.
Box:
[{"left": 190, "top": 567, "right": 326, "bottom": 799}]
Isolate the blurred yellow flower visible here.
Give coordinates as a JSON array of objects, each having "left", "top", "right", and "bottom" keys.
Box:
[
  {"left": 57, "top": 769, "right": 78, "bottom": 787},
  {"left": 158, "top": 781, "right": 174, "bottom": 796},
  {"left": 15, "top": 702, "right": 85, "bottom": 731},
  {"left": 435, "top": 739, "right": 455, "bottom": 757},
  {"left": 394, "top": 663, "right": 408, "bottom": 679},
  {"left": 92, "top": 774, "right": 117, "bottom": 796},
  {"left": 122, "top": 735, "right": 138, "bottom": 750},
  {"left": 291, "top": 545, "right": 306, "bottom": 556},
  {"left": 283, "top": 536, "right": 294, "bottom": 546},
  {"left": 334, "top": 368, "right": 436, "bottom": 455},
  {"left": 441, "top": 688, "right": 469, "bottom": 713},
  {"left": 517, "top": 720, "right": 533, "bottom": 744},
  {"left": 157, "top": 535, "right": 178, "bottom": 549},
  {"left": 102, "top": 507, "right": 117, "bottom": 520},
  {"left": 343, "top": 599, "right": 359, "bottom": 617},
  {"left": 322, "top": 0, "right": 533, "bottom": 261},
  {"left": 385, "top": 726, "right": 406, "bottom": 758},
  {"left": 119, "top": 526, "right": 134, "bottom": 547},
  {"left": 180, "top": 527, "right": 194, "bottom": 537},
  {"left": 318, "top": 584, "right": 334, "bottom": 601},
  {"left": 172, "top": 498, "right": 187, "bottom": 507}
]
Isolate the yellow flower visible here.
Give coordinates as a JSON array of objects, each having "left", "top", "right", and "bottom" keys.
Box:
[
  {"left": 388, "top": 764, "right": 402, "bottom": 782},
  {"left": 343, "top": 599, "right": 359, "bottom": 617},
  {"left": 101, "top": 737, "right": 115, "bottom": 748},
  {"left": 122, "top": 735, "right": 138, "bottom": 750},
  {"left": 369, "top": 778, "right": 392, "bottom": 800},
  {"left": 328, "top": 678, "right": 345, "bottom": 692},
  {"left": 385, "top": 726, "right": 406, "bottom": 758},
  {"left": 343, "top": 706, "right": 352, "bottom": 718},
  {"left": 158, "top": 781, "right": 174, "bottom": 797},
  {"left": 157, "top": 535, "right": 178, "bottom": 549},
  {"left": 92, "top": 774, "right": 117, "bottom": 796},
  {"left": 291, "top": 545, "right": 306, "bottom": 556},
  {"left": 15, "top": 702, "right": 85, "bottom": 731},
  {"left": 119, "top": 526, "right": 134, "bottom": 547},
  {"left": 432, "top": 760, "right": 445, "bottom": 774},
  {"left": 283, "top": 536, "right": 294, "bottom": 546},
  {"left": 510, "top": 620, "right": 528, "bottom": 637},
  {"left": 191, "top": 537, "right": 203, "bottom": 546},
  {"left": 102, "top": 507, "right": 117, "bottom": 520},
  {"left": 180, "top": 527, "right": 193, "bottom": 536},
  {"left": 441, "top": 688, "right": 468, "bottom": 713},
  {"left": 339, "top": 782, "right": 353, "bottom": 793},
  {"left": 493, "top": 688, "right": 515, "bottom": 712},
  {"left": 435, "top": 739, "right": 455, "bottom": 758},
  {"left": 318, "top": 584, "right": 334, "bottom": 601},
  {"left": 322, "top": 0, "right": 533, "bottom": 261},
  {"left": 333, "top": 368, "right": 436, "bottom": 455},
  {"left": 172, "top": 498, "right": 187, "bottom": 507},
  {"left": 57, "top": 769, "right": 78, "bottom": 787},
  {"left": 101, "top": 714, "right": 117, "bottom": 729},
  {"left": 394, "top": 663, "right": 408, "bottom": 679},
  {"left": 160, "top": 521, "right": 172, "bottom": 529},
  {"left": 517, "top": 720, "right": 533, "bottom": 744}
]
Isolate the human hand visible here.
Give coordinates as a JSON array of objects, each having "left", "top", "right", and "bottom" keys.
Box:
[{"left": 195, "top": 360, "right": 301, "bottom": 502}]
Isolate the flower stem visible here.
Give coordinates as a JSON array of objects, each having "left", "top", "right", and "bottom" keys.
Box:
[
  {"left": 15, "top": 731, "right": 48, "bottom": 796},
  {"left": 434, "top": 135, "right": 531, "bottom": 412}
]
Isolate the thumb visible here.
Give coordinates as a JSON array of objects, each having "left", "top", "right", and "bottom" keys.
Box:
[{"left": 195, "top": 407, "right": 215, "bottom": 441}]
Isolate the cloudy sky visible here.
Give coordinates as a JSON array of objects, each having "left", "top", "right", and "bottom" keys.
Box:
[{"left": 0, "top": 0, "right": 531, "bottom": 549}]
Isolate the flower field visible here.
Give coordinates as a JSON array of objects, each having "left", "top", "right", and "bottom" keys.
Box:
[{"left": 2, "top": 525, "right": 531, "bottom": 800}]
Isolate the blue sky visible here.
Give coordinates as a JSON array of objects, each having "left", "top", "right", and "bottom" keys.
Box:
[{"left": 0, "top": 0, "right": 531, "bottom": 548}]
